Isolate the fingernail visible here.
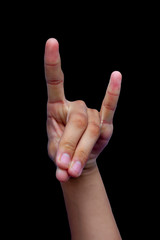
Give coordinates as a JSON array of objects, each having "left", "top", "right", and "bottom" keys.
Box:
[
  {"left": 60, "top": 153, "right": 71, "bottom": 167},
  {"left": 70, "top": 161, "right": 82, "bottom": 176}
]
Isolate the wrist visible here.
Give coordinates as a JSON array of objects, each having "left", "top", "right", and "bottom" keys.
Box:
[
  {"left": 61, "top": 162, "right": 98, "bottom": 187},
  {"left": 83, "top": 157, "right": 97, "bottom": 171},
  {"left": 73, "top": 158, "right": 98, "bottom": 180}
]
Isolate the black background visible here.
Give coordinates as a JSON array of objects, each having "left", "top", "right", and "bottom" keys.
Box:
[{"left": 3, "top": 3, "right": 158, "bottom": 239}]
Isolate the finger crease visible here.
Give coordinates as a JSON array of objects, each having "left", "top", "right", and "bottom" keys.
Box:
[
  {"left": 89, "top": 121, "right": 100, "bottom": 128},
  {"left": 48, "top": 100, "right": 65, "bottom": 104},
  {"left": 101, "top": 119, "right": 112, "bottom": 125},
  {"left": 47, "top": 79, "right": 63, "bottom": 85},
  {"left": 107, "top": 90, "right": 119, "bottom": 97},
  {"left": 103, "top": 103, "right": 115, "bottom": 111},
  {"left": 45, "top": 62, "right": 59, "bottom": 67}
]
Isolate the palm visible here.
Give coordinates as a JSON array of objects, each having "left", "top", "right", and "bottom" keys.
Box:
[
  {"left": 47, "top": 100, "right": 113, "bottom": 164},
  {"left": 47, "top": 102, "right": 66, "bottom": 161}
]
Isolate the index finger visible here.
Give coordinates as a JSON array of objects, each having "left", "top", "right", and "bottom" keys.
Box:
[
  {"left": 44, "top": 38, "right": 65, "bottom": 103},
  {"left": 100, "top": 71, "right": 122, "bottom": 124}
]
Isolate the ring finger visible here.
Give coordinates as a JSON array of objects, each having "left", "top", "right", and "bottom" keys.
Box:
[{"left": 68, "top": 108, "right": 101, "bottom": 177}]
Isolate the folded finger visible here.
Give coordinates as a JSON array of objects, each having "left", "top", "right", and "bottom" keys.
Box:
[
  {"left": 68, "top": 108, "right": 101, "bottom": 177},
  {"left": 56, "top": 167, "right": 70, "bottom": 182},
  {"left": 56, "top": 100, "right": 88, "bottom": 170}
]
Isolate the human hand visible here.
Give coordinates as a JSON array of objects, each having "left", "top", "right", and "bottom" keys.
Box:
[{"left": 45, "top": 38, "right": 122, "bottom": 182}]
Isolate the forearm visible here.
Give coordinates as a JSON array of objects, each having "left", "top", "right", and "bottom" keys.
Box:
[{"left": 61, "top": 165, "right": 122, "bottom": 240}]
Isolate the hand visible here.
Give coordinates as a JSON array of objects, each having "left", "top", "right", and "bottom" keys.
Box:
[{"left": 45, "top": 38, "right": 122, "bottom": 182}]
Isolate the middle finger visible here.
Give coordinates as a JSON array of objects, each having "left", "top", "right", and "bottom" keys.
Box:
[{"left": 56, "top": 100, "right": 88, "bottom": 170}]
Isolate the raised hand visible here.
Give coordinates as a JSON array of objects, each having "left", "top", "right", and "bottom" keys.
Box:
[{"left": 45, "top": 38, "right": 122, "bottom": 182}]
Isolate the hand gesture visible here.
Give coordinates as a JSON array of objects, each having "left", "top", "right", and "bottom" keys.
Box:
[{"left": 45, "top": 38, "right": 122, "bottom": 182}]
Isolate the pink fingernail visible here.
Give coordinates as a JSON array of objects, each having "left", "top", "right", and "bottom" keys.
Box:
[
  {"left": 71, "top": 161, "right": 82, "bottom": 176},
  {"left": 60, "top": 153, "right": 71, "bottom": 167}
]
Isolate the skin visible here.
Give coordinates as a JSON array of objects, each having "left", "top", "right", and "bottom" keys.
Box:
[
  {"left": 44, "top": 38, "right": 122, "bottom": 239},
  {"left": 45, "top": 38, "right": 122, "bottom": 182}
]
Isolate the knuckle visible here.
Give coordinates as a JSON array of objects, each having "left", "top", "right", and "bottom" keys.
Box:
[
  {"left": 101, "top": 124, "right": 113, "bottom": 140},
  {"left": 89, "top": 122, "right": 101, "bottom": 137},
  {"left": 92, "top": 108, "right": 99, "bottom": 115},
  {"left": 103, "top": 101, "right": 116, "bottom": 111},
  {"left": 88, "top": 109, "right": 101, "bottom": 137},
  {"left": 71, "top": 113, "right": 87, "bottom": 129},
  {"left": 76, "top": 100, "right": 86, "bottom": 108},
  {"left": 61, "top": 140, "right": 76, "bottom": 153},
  {"left": 77, "top": 149, "right": 88, "bottom": 163},
  {"left": 46, "top": 78, "right": 63, "bottom": 85}
]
